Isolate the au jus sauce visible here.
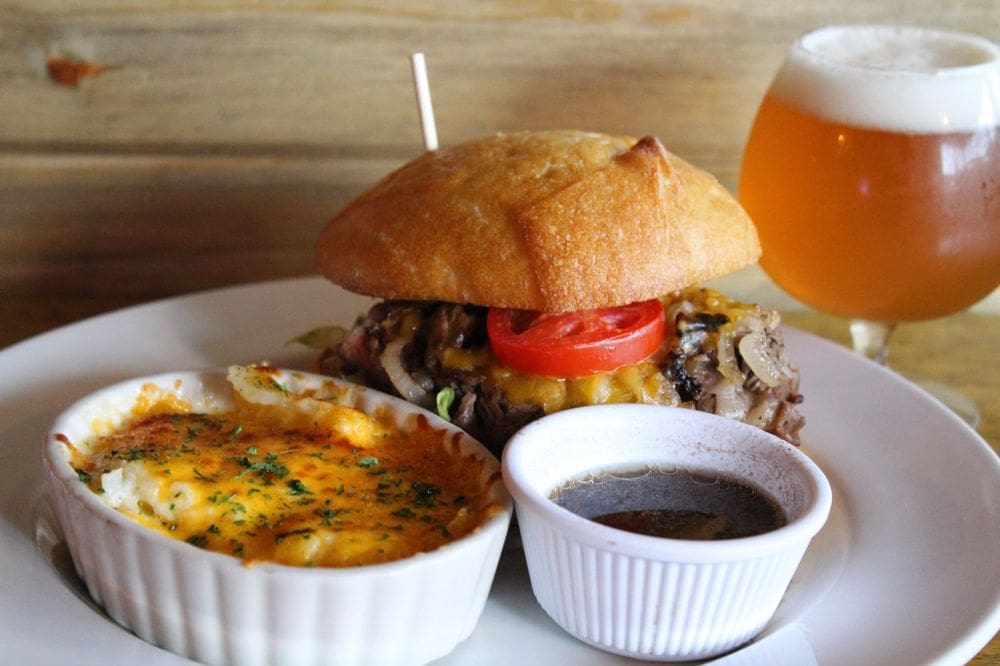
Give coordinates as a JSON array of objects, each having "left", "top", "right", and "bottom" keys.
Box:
[{"left": 550, "top": 467, "right": 786, "bottom": 540}]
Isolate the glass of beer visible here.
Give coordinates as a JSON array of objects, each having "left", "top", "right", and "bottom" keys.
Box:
[{"left": 739, "top": 25, "right": 1000, "bottom": 423}]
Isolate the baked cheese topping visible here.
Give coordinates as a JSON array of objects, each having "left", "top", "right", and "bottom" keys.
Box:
[{"left": 66, "top": 367, "right": 499, "bottom": 568}]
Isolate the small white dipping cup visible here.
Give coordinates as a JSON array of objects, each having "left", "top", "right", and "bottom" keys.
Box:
[{"left": 502, "top": 404, "right": 831, "bottom": 662}]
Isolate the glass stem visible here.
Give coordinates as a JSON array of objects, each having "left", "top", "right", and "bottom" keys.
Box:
[{"left": 849, "top": 320, "right": 897, "bottom": 365}]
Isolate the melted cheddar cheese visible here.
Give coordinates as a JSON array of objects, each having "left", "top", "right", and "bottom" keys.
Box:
[{"left": 69, "top": 371, "right": 498, "bottom": 568}]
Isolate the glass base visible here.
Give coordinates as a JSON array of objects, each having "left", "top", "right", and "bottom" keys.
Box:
[
  {"left": 849, "top": 319, "right": 895, "bottom": 364},
  {"left": 849, "top": 319, "right": 980, "bottom": 430},
  {"left": 915, "top": 379, "right": 982, "bottom": 430}
]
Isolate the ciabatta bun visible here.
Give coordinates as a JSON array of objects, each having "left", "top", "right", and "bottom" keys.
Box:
[{"left": 316, "top": 130, "right": 760, "bottom": 312}]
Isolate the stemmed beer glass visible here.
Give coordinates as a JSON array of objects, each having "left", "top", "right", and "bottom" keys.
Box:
[{"left": 739, "top": 25, "right": 1000, "bottom": 424}]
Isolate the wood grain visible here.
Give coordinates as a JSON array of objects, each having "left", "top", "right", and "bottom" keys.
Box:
[
  {"left": 2, "top": 1, "right": 997, "bottom": 309},
  {"left": 0, "top": 153, "right": 390, "bottom": 302},
  {"left": 2, "top": 1, "right": 997, "bottom": 186},
  {"left": 0, "top": 1, "right": 997, "bottom": 660}
]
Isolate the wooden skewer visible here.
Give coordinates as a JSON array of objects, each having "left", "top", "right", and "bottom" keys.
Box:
[{"left": 410, "top": 52, "right": 439, "bottom": 151}]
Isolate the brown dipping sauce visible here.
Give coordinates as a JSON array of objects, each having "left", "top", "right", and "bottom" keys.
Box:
[{"left": 550, "top": 468, "right": 786, "bottom": 540}]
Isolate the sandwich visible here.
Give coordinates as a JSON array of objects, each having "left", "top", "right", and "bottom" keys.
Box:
[{"left": 309, "top": 130, "right": 804, "bottom": 453}]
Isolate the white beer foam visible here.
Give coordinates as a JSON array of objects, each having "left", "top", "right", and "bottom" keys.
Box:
[{"left": 769, "top": 25, "right": 1000, "bottom": 133}]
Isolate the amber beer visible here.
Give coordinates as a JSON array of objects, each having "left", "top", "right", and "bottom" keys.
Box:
[{"left": 739, "top": 26, "right": 1000, "bottom": 322}]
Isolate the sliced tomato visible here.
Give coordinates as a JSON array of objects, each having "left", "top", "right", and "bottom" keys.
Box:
[{"left": 486, "top": 299, "right": 666, "bottom": 378}]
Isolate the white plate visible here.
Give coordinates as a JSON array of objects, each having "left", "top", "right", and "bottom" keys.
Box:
[{"left": 2, "top": 277, "right": 998, "bottom": 665}]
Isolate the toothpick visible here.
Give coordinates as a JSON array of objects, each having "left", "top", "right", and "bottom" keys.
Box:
[{"left": 410, "top": 52, "right": 439, "bottom": 151}]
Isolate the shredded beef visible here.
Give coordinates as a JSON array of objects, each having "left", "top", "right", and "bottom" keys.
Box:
[
  {"left": 471, "top": 386, "right": 545, "bottom": 450},
  {"left": 452, "top": 392, "right": 478, "bottom": 431},
  {"left": 320, "top": 295, "right": 805, "bottom": 453},
  {"left": 426, "top": 304, "right": 485, "bottom": 355}
]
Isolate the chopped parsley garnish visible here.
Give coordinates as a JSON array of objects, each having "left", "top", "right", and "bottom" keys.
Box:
[
  {"left": 357, "top": 456, "right": 379, "bottom": 468},
  {"left": 207, "top": 491, "right": 235, "bottom": 504},
  {"left": 314, "top": 507, "right": 349, "bottom": 525},
  {"left": 412, "top": 481, "right": 442, "bottom": 507},
  {"left": 235, "top": 452, "right": 289, "bottom": 481},
  {"left": 185, "top": 534, "right": 209, "bottom": 548},
  {"left": 274, "top": 527, "right": 313, "bottom": 543},
  {"left": 194, "top": 468, "right": 220, "bottom": 482}
]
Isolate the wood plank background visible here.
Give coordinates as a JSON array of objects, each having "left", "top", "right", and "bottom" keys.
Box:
[
  {"left": 2, "top": 0, "right": 998, "bottom": 346},
  {"left": 1, "top": 2, "right": 998, "bottom": 662}
]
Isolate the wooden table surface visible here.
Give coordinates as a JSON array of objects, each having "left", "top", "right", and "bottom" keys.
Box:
[{"left": 1, "top": 1, "right": 997, "bottom": 661}]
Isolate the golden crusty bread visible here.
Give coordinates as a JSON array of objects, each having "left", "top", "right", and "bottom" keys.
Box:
[{"left": 316, "top": 130, "right": 760, "bottom": 311}]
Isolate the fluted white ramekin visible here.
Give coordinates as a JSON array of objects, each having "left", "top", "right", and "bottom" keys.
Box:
[
  {"left": 502, "top": 404, "right": 831, "bottom": 662},
  {"left": 44, "top": 368, "right": 512, "bottom": 666}
]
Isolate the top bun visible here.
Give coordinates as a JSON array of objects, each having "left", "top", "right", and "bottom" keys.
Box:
[{"left": 316, "top": 130, "right": 760, "bottom": 312}]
